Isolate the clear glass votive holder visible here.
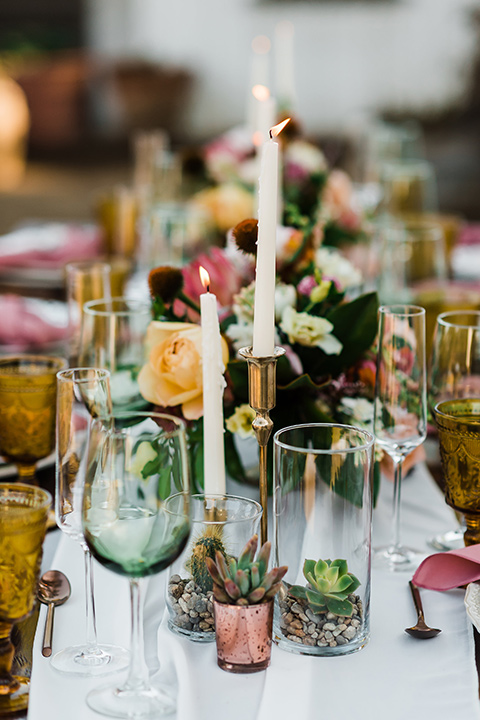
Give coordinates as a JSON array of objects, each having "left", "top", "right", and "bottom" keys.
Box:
[
  {"left": 167, "top": 494, "right": 262, "bottom": 642},
  {"left": 273, "top": 423, "right": 374, "bottom": 656}
]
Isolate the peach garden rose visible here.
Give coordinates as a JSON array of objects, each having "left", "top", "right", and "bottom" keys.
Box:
[{"left": 138, "top": 321, "right": 229, "bottom": 420}]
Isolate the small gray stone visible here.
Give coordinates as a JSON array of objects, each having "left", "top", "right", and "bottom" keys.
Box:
[
  {"left": 170, "top": 574, "right": 181, "bottom": 583},
  {"left": 342, "top": 626, "right": 357, "bottom": 640},
  {"left": 323, "top": 622, "right": 336, "bottom": 632},
  {"left": 326, "top": 612, "right": 336, "bottom": 621},
  {"left": 185, "top": 580, "right": 195, "bottom": 593},
  {"left": 336, "top": 635, "right": 347, "bottom": 645}
]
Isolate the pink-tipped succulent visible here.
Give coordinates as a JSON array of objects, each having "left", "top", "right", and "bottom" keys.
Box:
[{"left": 206, "top": 534, "right": 288, "bottom": 606}]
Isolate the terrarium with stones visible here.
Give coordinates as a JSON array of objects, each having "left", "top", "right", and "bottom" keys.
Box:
[
  {"left": 273, "top": 423, "right": 374, "bottom": 656},
  {"left": 166, "top": 494, "right": 262, "bottom": 642}
]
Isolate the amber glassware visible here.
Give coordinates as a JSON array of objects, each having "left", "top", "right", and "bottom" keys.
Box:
[
  {"left": 433, "top": 398, "right": 480, "bottom": 546},
  {"left": 0, "top": 483, "right": 51, "bottom": 714},
  {"left": 0, "top": 356, "right": 67, "bottom": 482}
]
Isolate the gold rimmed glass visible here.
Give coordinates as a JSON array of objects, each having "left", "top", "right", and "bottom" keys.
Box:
[
  {"left": 433, "top": 398, "right": 480, "bottom": 547},
  {"left": 0, "top": 355, "right": 67, "bottom": 482},
  {"left": 0, "top": 483, "right": 51, "bottom": 715}
]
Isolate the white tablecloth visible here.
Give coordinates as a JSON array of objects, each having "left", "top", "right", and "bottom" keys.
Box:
[{"left": 28, "top": 464, "right": 480, "bottom": 720}]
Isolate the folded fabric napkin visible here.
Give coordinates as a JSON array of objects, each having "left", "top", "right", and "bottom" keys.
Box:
[
  {"left": 0, "top": 295, "right": 67, "bottom": 349},
  {"left": 412, "top": 544, "right": 480, "bottom": 591},
  {"left": 0, "top": 222, "right": 101, "bottom": 269}
]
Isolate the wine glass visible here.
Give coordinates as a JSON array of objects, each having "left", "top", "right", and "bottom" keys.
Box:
[
  {"left": 82, "top": 411, "right": 191, "bottom": 718},
  {"left": 78, "top": 298, "right": 151, "bottom": 411},
  {"left": 0, "top": 483, "right": 51, "bottom": 715},
  {"left": 53, "top": 368, "right": 129, "bottom": 675},
  {"left": 428, "top": 311, "right": 480, "bottom": 550},
  {"left": 373, "top": 305, "right": 427, "bottom": 571},
  {"left": 0, "top": 355, "right": 67, "bottom": 482}
]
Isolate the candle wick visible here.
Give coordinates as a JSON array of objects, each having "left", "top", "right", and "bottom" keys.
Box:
[
  {"left": 269, "top": 129, "right": 273, "bottom": 139},
  {"left": 207, "top": 284, "right": 210, "bottom": 293}
]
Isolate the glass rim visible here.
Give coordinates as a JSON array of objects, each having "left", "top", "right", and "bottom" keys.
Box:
[
  {"left": 437, "top": 310, "right": 480, "bottom": 330},
  {"left": 83, "top": 298, "right": 151, "bottom": 317},
  {"left": 181, "top": 493, "right": 263, "bottom": 524},
  {"left": 273, "top": 422, "right": 375, "bottom": 455},
  {"left": 56, "top": 367, "right": 111, "bottom": 383},
  {"left": 110, "top": 410, "right": 187, "bottom": 437},
  {"left": 434, "top": 397, "right": 480, "bottom": 421},
  {"left": 64, "top": 260, "right": 112, "bottom": 272},
  {"left": 379, "top": 304, "right": 426, "bottom": 317},
  {"left": 0, "top": 482, "right": 52, "bottom": 511}
]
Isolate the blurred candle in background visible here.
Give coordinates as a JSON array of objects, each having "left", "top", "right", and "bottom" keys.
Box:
[
  {"left": 247, "top": 35, "right": 271, "bottom": 135},
  {"left": 275, "top": 21, "right": 296, "bottom": 111}
]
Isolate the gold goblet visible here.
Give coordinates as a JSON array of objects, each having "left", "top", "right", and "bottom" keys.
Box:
[
  {"left": 0, "top": 482, "right": 51, "bottom": 715},
  {"left": 434, "top": 398, "right": 480, "bottom": 546},
  {"left": 0, "top": 356, "right": 67, "bottom": 482}
]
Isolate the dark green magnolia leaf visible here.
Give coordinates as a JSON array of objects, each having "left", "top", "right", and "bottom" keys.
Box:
[
  {"left": 157, "top": 466, "right": 172, "bottom": 500},
  {"left": 226, "top": 360, "right": 249, "bottom": 403},
  {"left": 323, "top": 291, "right": 379, "bottom": 372},
  {"left": 278, "top": 373, "right": 331, "bottom": 392}
]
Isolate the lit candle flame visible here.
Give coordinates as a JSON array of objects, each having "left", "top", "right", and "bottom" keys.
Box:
[
  {"left": 252, "top": 84, "right": 270, "bottom": 102},
  {"left": 270, "top": 118, "right": 291, "bottom": 139},
  {"left": 199, "top": 266, "right": 210, "bottom": 292}
]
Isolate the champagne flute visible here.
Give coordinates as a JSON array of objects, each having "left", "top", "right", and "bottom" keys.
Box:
[
  {"left": 83, "top": 411, "right": 191, "bottom": 718},
  {"left": 373, "top": 305, "right": 427, "bottom": 571},
  {"left": 428, "top": 311, "right": 480, "bottom": 550},
  {"left": 53, "top": 368, "right": 129, "bottom": 675},
  {"left": 79, "top": 298, "right": 151, "bottom": 411}
]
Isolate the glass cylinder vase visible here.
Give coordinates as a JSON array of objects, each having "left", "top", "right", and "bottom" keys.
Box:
[
  {"left": 273, "top": 423, "right": 374, "bottom": 656},
  {"left": 166, "top": 494, "right": 262, "bottom": 642}
]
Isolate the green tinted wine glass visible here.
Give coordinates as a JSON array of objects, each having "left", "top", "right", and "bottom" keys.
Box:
[{"left": 82, "top": 412, "right": 191, "bottom": 718}]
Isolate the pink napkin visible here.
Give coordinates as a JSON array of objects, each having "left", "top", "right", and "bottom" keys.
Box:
[
  {"left": 0, "top": 295, "right": 67, "bottom": 349},
  {"left": 412, "top": 545, "right": 480, "bottom": 591},
  {"left": 0, "top": 223, "right": 101, "bottom": 269}
]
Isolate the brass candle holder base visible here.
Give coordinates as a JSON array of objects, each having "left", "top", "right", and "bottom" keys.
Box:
[{"left": 238, "top": 346, "right": 285, "bottom": 545}]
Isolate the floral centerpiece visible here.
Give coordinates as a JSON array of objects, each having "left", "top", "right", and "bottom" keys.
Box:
[
  {"left": 138, "top": 227, "right": 380, "bottom": 501},
  {"left": 138, "top": 119, "right": 380, "bottom": 499}
]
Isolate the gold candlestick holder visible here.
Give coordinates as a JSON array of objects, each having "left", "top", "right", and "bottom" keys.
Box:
[{"left": 238, "top": 346, "right": 285, "bottom": 545}]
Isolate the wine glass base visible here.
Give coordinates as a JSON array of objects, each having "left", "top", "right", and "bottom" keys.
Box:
[
  {"left": 427, "top": 527, "right": 465, "bottom": 552},
  {"left": 50, "top": 644, "right": 129, "bottom": 677},
  {"left": 0, "top": 676, "right": 29, "bottom": 716},
  {"left": 373, "top": 545, "right": 424, "bottom": 572},
  {"left": 87, "top": 682, "right": 176, "bottom": 718}
]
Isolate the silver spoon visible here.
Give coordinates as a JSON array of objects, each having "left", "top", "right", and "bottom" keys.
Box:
[
  {"left": 37, "top": 570, "right": 71, "bottom": 657},
  {"left": 405, "top": 580, "right": 441, "bottom": 639}
]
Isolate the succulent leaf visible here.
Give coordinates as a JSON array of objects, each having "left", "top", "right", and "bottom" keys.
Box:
[
  {"left": 325, "top": 596, "right": 354, "bottom": 617},
  {"left": 314, "top": 559, "right": 328, "bottom": 576},
  {"left": 205, "top": 533, "right": 287, "bottom": 606},
  {"left": 289, "top": 556, "right": 361, "bottom": 617},
  {"left": 331, "top": 558, "right": 348, "bottom": 576},
  {"left": 333, "top": 574, "right": 354, "bottom": 593},
  {"left": 235, "top": 569, "right": 250, "bottom": 596}
]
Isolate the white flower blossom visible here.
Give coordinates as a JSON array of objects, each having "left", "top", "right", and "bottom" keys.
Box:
[
  {"left": 275, "top": 283, "right": 296, "bottom": 323},
  {"left": 315, "top": 247, "right": 362, "bottom": 290},
  {"left": 280, "top": 307, "right": 342, "bottom": 355}
]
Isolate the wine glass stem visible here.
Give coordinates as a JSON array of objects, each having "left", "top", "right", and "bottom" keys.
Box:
[
  {"left": 391, "top": 457, "right": 404, "bottom": 552},
  {"left": 124, "top": 578, "right": 149, "bottom": 692},
  {"left": 83, "top": 546, "right": 99, "bottom": 651}
]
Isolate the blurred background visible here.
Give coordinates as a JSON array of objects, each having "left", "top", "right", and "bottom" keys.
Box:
[{"left": 0, "top": 0, "right": 479, "bottom": 230}]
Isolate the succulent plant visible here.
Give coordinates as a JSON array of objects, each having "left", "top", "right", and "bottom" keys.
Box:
[
  {"left": 206, "top": 534, "right": 288, "bottom": 606},
  {"left": 289, "top": 558, "right": 361, "bottom": 617},
  {"left": 186, "top": 526, "right": 229, "bottom": 592}
]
